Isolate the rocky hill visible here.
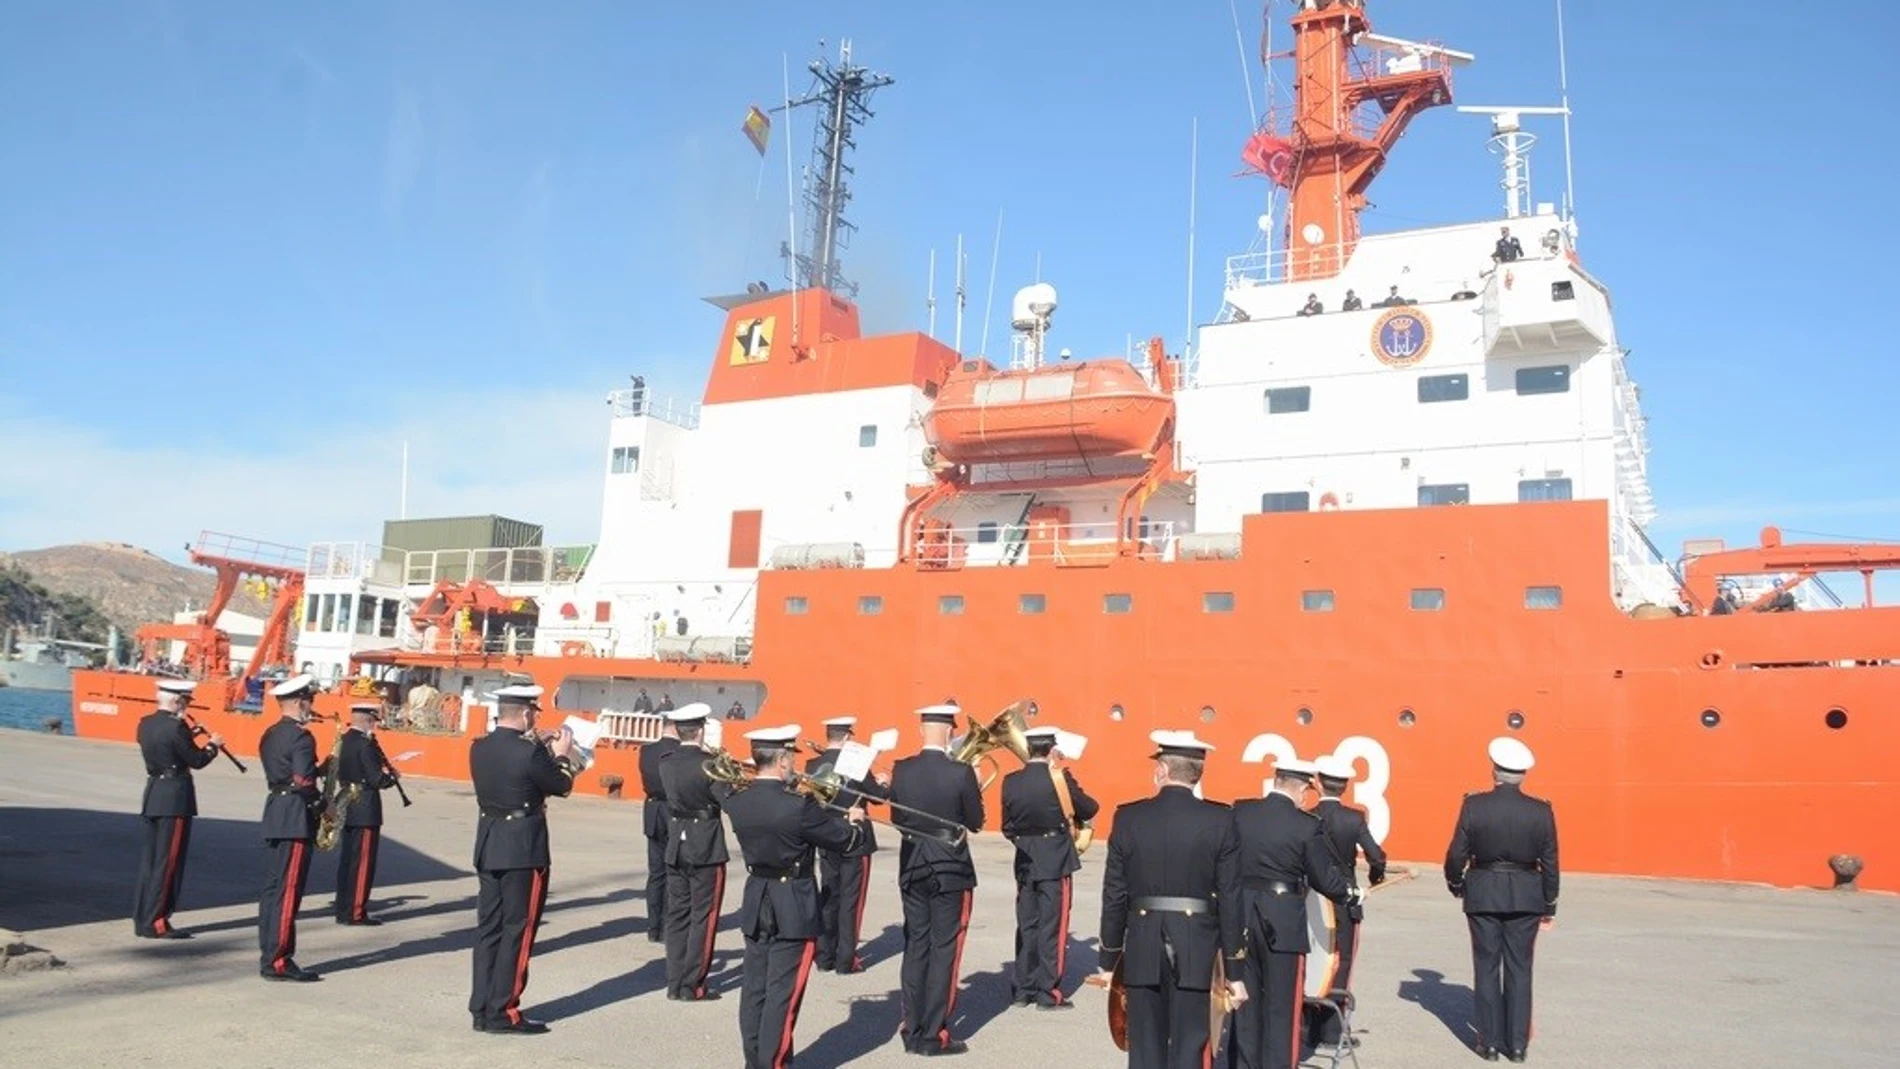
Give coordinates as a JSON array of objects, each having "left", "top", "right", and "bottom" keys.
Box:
[{"left": 0, "top": 543, "right": 271, "bottom": 634}]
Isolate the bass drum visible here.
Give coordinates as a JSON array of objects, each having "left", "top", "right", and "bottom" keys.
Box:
[{"left": 1304, "top": 887, "right": 1341, "bottom": 998}]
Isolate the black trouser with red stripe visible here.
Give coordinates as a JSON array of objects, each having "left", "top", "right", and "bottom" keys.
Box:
[
  {"left": 816, "top": 850, "right": 871, "bottom": 972},
  {"left": 738, "top": 918, "right": 820, "bottom": 1068},
  {"left": 133, "top": 815, "right": 191, "bottom": 936},
  {"left": 334, "top": 825, "right": 382, "bottom": 922},
  {"left": 1012, "top": 874, "right": 1074, "bottom": 1004},
  {"left": 469, "top": 865, "right": 551, "bottom": 1026},
  {"left": 1122, "top": 945, "right": 1214, "bottom": 1069},
  {"left": 1230, "top": 948, "right": 1306, "bottom": 1069},
  {"left": 664, "top": 863, "right": 727, "bottom": 999},
  {"left": 898, "top": 883, "right": 972, "bottom": 1052},
  {"left": 258, "top": 836, "right": 314, "bottom": 973}
]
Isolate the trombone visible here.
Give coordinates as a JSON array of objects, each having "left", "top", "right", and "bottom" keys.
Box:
[
  {"left": 705, "top": 746, "right": 972, "bottom": 847},
  {"left": 949, "top": 700, "right": 1034, "bottom": 790}
]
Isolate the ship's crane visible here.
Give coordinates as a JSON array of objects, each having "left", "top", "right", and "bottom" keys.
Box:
[
  {"left": 1680, "top": 527, "right": 1900, "bottom": 614},
  {"left": 135, "top": 531, "right": 306, "bottom": 684}
]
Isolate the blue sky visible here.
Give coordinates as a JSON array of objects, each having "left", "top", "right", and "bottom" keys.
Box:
[{"left": 2, "top": 0, "right": 1896, "bottom": 580}]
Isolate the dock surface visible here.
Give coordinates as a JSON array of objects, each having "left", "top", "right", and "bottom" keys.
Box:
[{"left": 1, "top": 731, "right": 1893, "bottom": 1067}]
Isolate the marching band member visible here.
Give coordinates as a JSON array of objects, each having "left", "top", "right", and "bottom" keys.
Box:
[
  {"left": 468, "top": 683, "right": 576, "bottom": 1034},
  {"left": 1445, "top": 738, "right": 1559, "bottom": 1064},
  {"left": 332, "top": 702, "right": 401, "bottom": 925},
  {"left": 131, "top": 677, "right": 222, "bottom": 939},
  {"left": 1095, "top": 730, "right": 1247, "bottom": 1069},
  {"left": 1001, "top": 724, "right": 1098, "bottom": 1009},
  {"left": 658, "top": 702, "right": 730, "bottom": 1002},
  {"left": 1229, "top": 759, "right": 1353, "bottom": 1069},
  {"left": 1304, "top": 754, "right": 1386, "bottom": 1048},
  {"left": 888, "top": 703, "right": 985, "bottom": 1056},
  {"left": 720, "top": 724, "right": 866, "bottom": 1068},
  {"left": 806, "top": 715, "right": 887, "bottom": 974},
  {"left": 639, "top": 712, "right": 682, "bottom": 944},
  {"left": 257, "top": 674, "right": 326, "bottom": 982}
]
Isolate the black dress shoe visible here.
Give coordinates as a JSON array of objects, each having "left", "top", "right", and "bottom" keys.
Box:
[
  {"left": 688, "top": 990, "right": 723, "bottom": 1002},
  {"left": 917, "top": 1040, "right": 968, "bottom": 1056},
  {"left": 1034, "top": 1000, "right": 1074, "bottom": 1011},
  {"left": 1476, "top": 1046, "right": 1500, "bottom": 1062},
  {"left": 261, "top": 962, "right": 322, "bottom": 982},
  {"left": 137, "top": 929, "right": 192, "bottom": 940},
  {"left": 1505, "top": 1052, "right": 1527, "bottom": 1063},
  {"left": 485, "top": 1018, "right": 550, "bottom": 1035},
  {"left": 337, "top": 916, "right": 384, "bottom": 926},
  {"left": 472, "top": 1016, "right": 488, "bottom": 1033}
]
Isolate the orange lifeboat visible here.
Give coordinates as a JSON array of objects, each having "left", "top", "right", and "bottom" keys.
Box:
[{"left": 921, "top": 359, "right": 1174, "bottom": 466}]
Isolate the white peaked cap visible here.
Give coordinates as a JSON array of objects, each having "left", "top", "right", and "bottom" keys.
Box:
[
  {"left": 156, "top": 679, "right": 196, "bottom": 695},
  {"left": 1148, "top": 729, "right": 1214, "bottom": 757},
  {"left": 488, "top": 683, "right": 545, "bottom": 702},
  {"left": 1276, "top": 758, "right": 1320, "bottom": 777},
  {"left": 1488, "top": 736, "right": 1535, "bottom": 772},
  {"left": 915, "top": 704, "right": 960, "bottom": 722},
  {"left": 743, "top": 724, "right": 800, "bottom": 744},
  {"left": 270, "top": 674, "right": 317, "bottom": 698},
  {"left": 1314, "top": 755, "right": 1356, "bottom": 781},
  {"left": 822, "top": 716, "right": 858, "bottom": 728},
  {"left": 1023, "top": 726, "right": 1061, "bottom": 740},
  {"left": 664, "top": 702, "right": 713, "bottom": 722}
]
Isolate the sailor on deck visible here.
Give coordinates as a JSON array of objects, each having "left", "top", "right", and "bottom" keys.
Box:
[
  {"left": 257, "top": 673, "right": 325, "bottom": 982},
  {"left": 132, "top": 677, "right": 222, "bottom": 939},
  {"left": 332, "top": 702, "right": 401, "bottom": 926},
  {"left": 806, "top": 715, "right": 888, "bottom": 974},
  {"left": 639, "top": 711, "right": 682, "bottom": 944},
  {"left": 1002, "top": 724, "right": 1099, "bottom": 1009},
  {"left": 1444, "top": 737, "right": 1560, "bottom": 1063},
  {"left": 659, "top": 702, "right": 731, "bottom": 1001}
]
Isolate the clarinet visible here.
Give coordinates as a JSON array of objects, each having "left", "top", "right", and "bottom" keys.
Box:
[{"left": 181, "top": 711, "right": 247, "bottom": 773}]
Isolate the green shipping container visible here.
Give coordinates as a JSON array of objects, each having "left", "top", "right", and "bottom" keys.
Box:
[{"left": 381, "top": 515, "right": 545, "bottom": 553}]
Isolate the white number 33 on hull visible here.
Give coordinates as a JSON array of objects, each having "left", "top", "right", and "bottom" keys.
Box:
[{"left": 1240, "top": 734, "right": 1393, "bottom": 845}]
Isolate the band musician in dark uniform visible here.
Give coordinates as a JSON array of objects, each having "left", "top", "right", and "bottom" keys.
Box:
[
  {"left": 806, "top": 715, "right": 888, "bottom": 974},
  {"left": 1002, "top": 724, "right": 1098, "bottom": 1009},
  {"left": 1094, "top": 730, "right": 1248, "bottom": 1069},
  {"left": 639, "top": 712, "right": 682, "bottom": 944},
  {"left": 333, "top": 702, "right": 401, "bottom": 925},
  {"left": 1444, "top": 737, "right": 1560, "bottom": 1063},
  {"left": 658, "top": 702, "right": 731, "bottom": 1001},
  {"left": 888, "top": 703, "right": 986, "bottom": 1056},
  {"left": 720, "top": 724, "right": 867, "bottom": 1069},
  {"left": 468, "top": 683, "right": 577, "bottom": 1034},
  {"left": 1302, "top": 754, "right": 1386, "bottom": 1048},
  {"left": 257, "top": 674, "right": 326, "bottom": 982},
  {"left": 132, "top": 677, "right": 223, "bottom": 939},
  {"left": 1229, "top": 758, "right": 1353, "bottom": 1069}
]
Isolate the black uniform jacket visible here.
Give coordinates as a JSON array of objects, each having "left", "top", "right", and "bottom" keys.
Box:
[
  {"left": 805, "top": 746, "right": 888, "bottom": 857},
  {"left": 337, "top": 729, "right": 399, "bottom": 828},
  {"left": 259, "top": 718, "right": 324, "bottom": 841},
  {"left": 658, "top": 745, "right": 731, "bottom": 867},
  {"left": 722, "top": 778, "right": 863, "bottom": 940},
  {"left": 1100, "top": 785, "right": 1244, "bottom": 988},
  {"left": 1314, "top": 798, "right": 1386, "bottom": 887},
  {"left": 888, "top": 749, "right": 984, "bottom": 892},
  {"left": 1232, "top": 792, "right": 1351, "bottom": 954},
  {"left": 137, "top": 711, "right": 218, "bottom": 818},
  {"left": 469, "top": 726, "right": 574, "bottom": 871},
  {"left": 1444, "top": 783, "right": 1560, "bottom": 916},
  {"left": 639, "top": 735, "right": 681, "bottom": 839},
  {"left": 1001, "top": 762, "right": 1100, "bottom": 883}
]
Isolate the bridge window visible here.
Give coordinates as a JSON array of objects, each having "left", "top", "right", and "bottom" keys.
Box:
[
  {"left": 1302, "top": 590, "right": 1335, "bottom": 612},
  {"left": 783, "top": 596, "right": 808, "bottom": 615},
  {"left": 611, "top": 445, "right": 641, "bottom": 474},
  {"left": 1515, "top": 365, "right": 1571, "bottom": 395},
  {"left": 1519, "top": 478, "right": 1573, "bottom": 502},
  {"left": 938, "top": 595, "right": 964, "bottom": 615},
  {"left": 976, "top": 522, "right": 999, "bottom": 544},
  {"left": 858, "top": 425, "right": 877, "bottom": 448},
  {"left": 1525, "top": 586, "right": 1563, "bottom": 610},
  {"left": 1019, "top": 594, "right": 1046, "bottom": 615},
  {"left": 1418, "top": 483, "right": 1470, "bottom": 506},
  {"left": 728, "top": 509, "right": 763, "bottom": 569},
  {"left": 858, "top": 596, "right": 883, "bottom": 616},
  {"left": 1104, "top": 593, "right": 1133, "bottom": 614},
  {"left": 1203, "top": 592, "right": 1236, "bottom": 613},
  {"left": 1411, "top": 588, "right": 1446, "bottom": 611},
  {"left": 1264, "top": 386, "right": 1312, "bottom": 414},
  {"left": 305, "top": 597, "right": 319, "bottom": 629},
  {"left": 356, "top": 597, "right": 378, "bottom": 636},
  {"left": 379, "top": 598, "right": 400, "bottom": 638},
  {"left": 1261, "top": 491, "right": 1311, "bottom": 513},
  {"left": 1418, "top": 373, "right": 1469, "bottom": 403},
  {"left": 1551, "top": 280, "right": 1575, "bottom": 301}
]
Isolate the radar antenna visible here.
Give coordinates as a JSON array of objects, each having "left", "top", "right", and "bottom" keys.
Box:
[
  {"left": 1454, "top": 105, "right": 1570, "bottom": 219},
  {"left": 774, "top": 40, "right": 893, "bottom": 298}
]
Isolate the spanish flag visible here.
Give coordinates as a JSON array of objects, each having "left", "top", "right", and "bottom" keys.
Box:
[{"left": 742, "top": 105, "right": 771, "bottom": 156}]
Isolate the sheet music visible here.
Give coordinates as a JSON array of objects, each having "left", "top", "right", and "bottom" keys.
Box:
[
  {"left": 833, "top": 741, "right": 876, "bottom": 783},
  {"left": 703, "top": 718, "right": 724, "bottom": 750},
  {"left": 562, "top": 716, "right": 602, "bottom": 751},
  {"left": 868, "top": 728, "right": 899, "bottom": 753},
  {"left": 1054, "top": 730, "right": 1088, "bottom": 761}
]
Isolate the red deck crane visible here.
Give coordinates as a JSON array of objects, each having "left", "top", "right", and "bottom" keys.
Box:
[{"left": 135, "top": 531, "right": 307, "bottom": 684}]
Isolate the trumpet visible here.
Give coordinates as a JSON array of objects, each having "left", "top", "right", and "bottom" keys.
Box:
[{"left": 949, "top": 700, "right": 1034, "bottom": 790}]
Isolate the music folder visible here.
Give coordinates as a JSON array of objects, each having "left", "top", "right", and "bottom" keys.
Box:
[
  {"left": 833, "top": 741, "right": 877, "bottom": 784},
  {"left": 562, "top": 715, "right": 601, "bottom": 771},
  {"left": 1054, "top": 730, "right": 1088, "bottom": 761},
  {"left": 867, "top": 728, "right": 899, "bottom": 753}
]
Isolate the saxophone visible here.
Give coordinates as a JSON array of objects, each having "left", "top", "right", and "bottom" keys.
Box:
[{"left": 315, "top": 722, "right": 352, "bottom": 851}]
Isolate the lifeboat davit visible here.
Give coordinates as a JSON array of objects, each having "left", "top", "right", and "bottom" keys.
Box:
[{"left": 921, "top": 358, "right": 1174, "bottom": 466}]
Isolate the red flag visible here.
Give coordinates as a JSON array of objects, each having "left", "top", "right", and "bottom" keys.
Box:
[{"left": 1242, "top": 132, "right": 1296, "bottom": 187}]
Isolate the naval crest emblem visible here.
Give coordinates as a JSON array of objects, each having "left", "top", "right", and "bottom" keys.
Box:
[{"left": 1370, "top": 307, "right": 1432, "bottom": 367}]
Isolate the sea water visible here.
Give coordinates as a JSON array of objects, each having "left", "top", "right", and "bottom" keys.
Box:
[{"left": 0, "top": 687, "right": 74, "bottom": 734}]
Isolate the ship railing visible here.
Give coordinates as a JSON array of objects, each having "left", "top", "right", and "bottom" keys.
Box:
[
  {"left": 402, "top": 544, "right": 595, "bottom": 588},
  {"left": 533, "top": 625, "right": 619, "bottom": 659},
  {"left": 1223, "top": 227, "right": 1574, "bottom": 295},
  {"left": 607, "top": 387, "right": 702, "bottom": 430},
  {"left": 905, "top": 520, "right": 1179, "bottom": 570},
  {"left": 401, "top": 628, "right": 539, "bottom": 658},
  {"left": 193, "top": 531, "right": 308, "bottom": 574},
  {"left": 306, "top": 542, "right": 407, "bottom": 586},
  {"left": 597, "top": 709, "right": 666, "bottom": 746}
]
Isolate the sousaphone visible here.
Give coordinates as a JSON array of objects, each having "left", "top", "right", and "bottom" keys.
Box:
[{"left": 948, "top": 700, "right": 1033, "bottom": 790}]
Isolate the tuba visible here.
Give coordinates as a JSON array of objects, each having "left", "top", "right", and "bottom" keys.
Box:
[
  {"left": 315, "top": 721, "right": 354, "bottom": 852},
  {"left": 949, "top": 700, "right": 1033, "bottom": 790}
]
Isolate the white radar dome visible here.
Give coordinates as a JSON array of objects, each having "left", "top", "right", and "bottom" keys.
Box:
[{"left": 1011, "top": 282, "right": 1059, "bottom": 329}]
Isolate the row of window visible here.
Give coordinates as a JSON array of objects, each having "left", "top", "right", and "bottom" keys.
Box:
[
  {"left": 302, "top": 592, "right": 402, "bottom": 638},
  {"left": 1261, "top": 478, "right": 1574, "bottom": 514},
  {"left": 1263, "top": 365, "right": 1571, "bottom": 414},
  {"left": 783, "top": 585, "right": 1564, "bottom": 616},
  {"left": 614, "top": 424, "right": 878, "bottom": 480}
]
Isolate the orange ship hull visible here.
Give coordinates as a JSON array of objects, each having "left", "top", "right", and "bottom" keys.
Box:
[{"left": 71, "top": 501, "right": 1900, "bottom": 892}]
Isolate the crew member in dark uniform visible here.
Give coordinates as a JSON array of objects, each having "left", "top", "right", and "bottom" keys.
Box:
[
  {"left": 1302, "top": 754, "right": 1386, "bottom": 1048},
  {"left": 257, "top": 674, "right": 326, "bottom": 982},
  {"left": 468, "top": 683, "right": 577, "bottom": 1034},
  {"left": 332, "top": 702, "right": 401, "bottom": 925},
  {"left": 720, "top": 724, "right": 867, "bottom": 1069},
  {"left": 1492, "top": 226, "right": 1524, "bottom": 263},
  {"left": 658, "top": 702, "right": 731, "bottom": 1001},
  {"left": 806, "top": 715, "right": 887, "bottom": 973},
  {"left": 639, "top": 713, "right": 682, "bottom": 944},
  {"left": 1095, "top": 730, "right": 1247, "bottom": 1069},
  {"left": 132, "top": 677, "right": 223, "bottom": 939},
  {"left": 1445, "top": 737, "right": 1560, "bottom": 1063},
  {"left": 1230, "top": 758, "right": 1354, "bottom": 1069},
  {"left": 1002, "top": 724, "right": 1099, "bottom": 1009},
  {"left": 889, "top": 703, "right": 986, "bottom": 1056}
]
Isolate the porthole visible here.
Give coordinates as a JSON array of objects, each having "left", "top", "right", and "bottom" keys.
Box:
[
  {"left": 1398, "top": 708, "right": 1416, "bottom": 727},
  {"left": 1506, "top": 710, "right": 1525, "bottom": 730},
  {"left": 1825, "top": 707, "right": 1848, "bottom": 730},
  {"left": 1295, "top": 706, "right": 1314, "bottom": 726},
  {"left": 1109, "top": 704, "right": 1126, "bottom": 722},
  {"left": 1700, "top": 708, "right": 1721, "bottom": 728},
  {"left": 1200, "top": 705, "right": 1217, "bottom": 723}
]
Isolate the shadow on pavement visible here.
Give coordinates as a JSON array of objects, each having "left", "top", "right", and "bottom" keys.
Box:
[{"left": 1397, "top": 967, "right": 1478, "bottom": 1046}]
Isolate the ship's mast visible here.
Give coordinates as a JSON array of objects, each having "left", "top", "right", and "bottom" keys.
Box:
[{"left": 777, "top": 40, "right": 893, "bottom": 298}]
